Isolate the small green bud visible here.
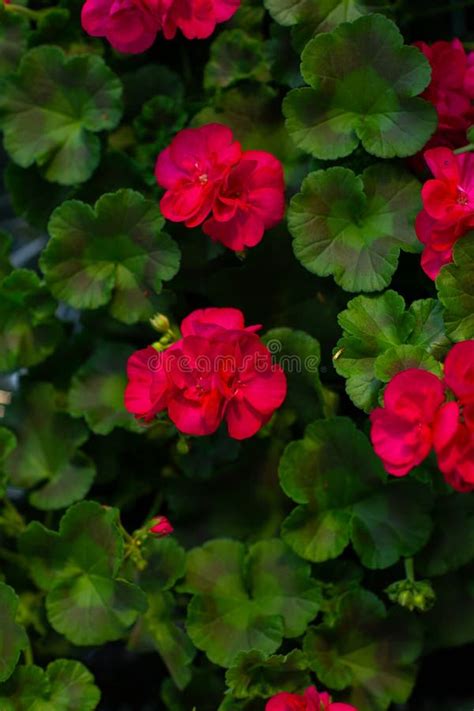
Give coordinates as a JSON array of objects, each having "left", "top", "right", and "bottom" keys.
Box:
[{"left": 150, "top": 313, "right": 171, "bottom": 334}]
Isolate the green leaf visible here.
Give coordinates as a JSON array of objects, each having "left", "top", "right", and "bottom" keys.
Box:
[
  {"left": 0, "top": 269, "right": 62, "bottom": 373},
  {"left": 184, "top": 539, "right": 321, "bottom": 667},
  {"left": 68, "top": 342, "right": 142, "bottom": 435},
  {"left": 334, "top": 292, "right": 449, "bottom": 412},
  {"left": 0, "top": 661, "right": 101, "bottom": 710},
  {"left": 41, "top": 190, "right": 181, "bottom": 324},
  {"left": 0, "top": 46, "right": 123, "bottom": 185},
  {"left": 289, "top": 164, "right": 421, "bottom": 292},
  {"left": 0, "top": 8, "right": 28, "bottom": 75},
  {"left": 417, "top": 495, "right": 474, "bottom": 578},
  {"left": 0, "top": 584, "right": 28, "bottom": 683},
  {"left": 264, "top": 0, "right": 365, "bottom": 29},
  {"left": 45, "top": 660, "right": 101, "bottom": 711},
  {"left": 0, "top": 232, "right": 12, "bottom": 281},
  {"left": 226, "top": 649, "right": 310, "bottom": 699},
  {"left": 280, "top": 418, "right": 432, "bottom": 567},
  {"left": 263, "top": 328, "right": 324, "bottom": 423},
  {"left": 283, "top": 14, "right": 436, "bottom": 160},
  {"left": 436, "top": 232, "right": 474, "bottom": 341},
  {"left": 19, "top": 501, "right": 147, "bottom": 645},
  {"left": 129, "top": 590, "right": 195, "bottom": 691},
  {"left": 423, "top": 569, "right": 474, "bottom": 652},
  {"left": 138, "top": 536, "right": 187, "bottom": 591},
  {"left": 204, "top": 30, "right": 271, "bottom": 90},
  {"left": 304, "top": 590, "right": 422, "bottom": 711},
  {"left": 4, "top": 383, "right": 96, "bottom": 510}
]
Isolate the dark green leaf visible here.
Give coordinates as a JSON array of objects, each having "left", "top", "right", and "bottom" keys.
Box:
[
  {"left": 5, "top": 383, "right": 95, "bottom": 510},
  {"left": 0, "top": 584, "right": 27, "bottom": 683},
  {"left": 0, "top": 46, "right": 123, "bottom": 185},
  {"left": 0, "top": 9, "right": 29, "bottom": 75},
  {"left": 226, "top": 649, "right": 310, "bottom": 699},
  {"left": 41, "top": 190, "right": 181, "bottom": 324},
  {"left": 204, "top": 30, "right": 271, "bottom": 90},
  {"left": 304, "top": 589, "right": 422, "bottom": 711}
]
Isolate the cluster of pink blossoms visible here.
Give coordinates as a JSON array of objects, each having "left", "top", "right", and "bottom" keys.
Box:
[
  {"left": 155, "top": 123, "right": 286, "bottom": 251},
  {"left": 415, "top": 39, "right": 474, "bottom": 158},
  {"left": 266, "top": 686, "right": 356, "bottom": 711},
  {"left": 370, "top": 341, "right": 474, "bottom": 492},
  {"left": 415, "top": 147, "right": 474, "bottom": 279},
  {"left": 81, "top": 0, "right": 240, "bottom": 53},
  {"left": 124, "top": 307, "right": 287, "bottom": 439}
]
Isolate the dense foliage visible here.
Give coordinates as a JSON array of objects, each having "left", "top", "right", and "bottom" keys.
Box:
[{"left": 0, "top": 0, "right": 473, "bottom": 709}]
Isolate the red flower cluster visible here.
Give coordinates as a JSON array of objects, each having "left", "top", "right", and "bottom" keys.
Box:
[
  {"left": 124, "top": 307, "right": 287, "bottom": 439},
  {"left": 155, "top": 124, "right": 285, "bottom": 251},
  {"left": 415, "top": 39, "right": 474, "bottom": 156},
  {"left": 81, "top": 0, "right": 240, "bottom": 53},
  {"left": 370, "top": 341, "right": 474, "bottom": 491},
  {"left": 415, "top": 147, "right": 474, "bottom": 278},
  {"left": 266, "top": 686, "right": 356, "bottom": 711}
]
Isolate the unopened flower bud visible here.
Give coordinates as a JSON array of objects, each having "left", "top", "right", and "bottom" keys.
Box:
[
  {"left": 150, "top": 313, "right": 171, "bottom": 334},
  {"left": 149, "top": 515, "right": 173, "bottom": 537}
]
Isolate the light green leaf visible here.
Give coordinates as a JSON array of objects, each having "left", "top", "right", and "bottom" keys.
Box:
[
  {"left": 283, "top": 14, "right": 436, "bottom": 159},
  {"left": 288, "top": 164, "right": 421, "bottom": 292},
  {"left": 436, "top": 232, "right": 474, "bottom": 341},
  {"left": 0, "top": 584, "right": 27, "bottom": 683}
]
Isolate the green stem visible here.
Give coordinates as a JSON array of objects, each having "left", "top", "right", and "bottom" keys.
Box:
[
  {"left": 23, "top": 640, "right": 34, "bottom": 666},
  {"left": 454, "top": 143, "right": 474, "bottom": 155},
  {"left": 404, "top": 557, "right": 415, "bottom": 582},
  {"left": 3, "top": 3, "right": 48, "bottom": 20}
]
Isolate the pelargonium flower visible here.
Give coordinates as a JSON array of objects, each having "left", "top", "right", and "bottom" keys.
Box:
[
  {"left": 415, "top": 147, "right": 474, "bottom": 278},
  {"left": 162, "top": 0, "right": 240, "bottom": 39},
  {"left": 81, "top": 0, "right": 165, "bottom": 53},
  {"left": 156, "top": 127, "right": 285, "bottom": 251},
  {"left": 203, "top": 150, "right": 286, "bottom": 251},
  {"left": 124, "top": 307, "right": 287, "bottom": 439},
  {"left": 82, "top": 0, "right": 240, "bottom": 52},
  {"left": 155, "top": 124, "right": 242, "bottom": 228},
  {"left": 370, "top": 369, "right": 446, "bottom": 476},
  {"left": 149, "top": 515, "right": 174, "bottom": 536},
  {"left": 266, "top": 685, "right": 357, "bottom": 711},
  {"left": 415, "top": 39, "right": 474, "bottom": 136}
]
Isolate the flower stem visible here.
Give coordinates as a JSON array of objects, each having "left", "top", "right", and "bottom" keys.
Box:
[
  {"left": 3, "top": 3, "right": 47, "bottom": 20},
  {"left": 404, "top": 557, "right": 415, "bottom": 582},
  {"left": 454, "top": 143, "right": 474, "bottom": 155}
]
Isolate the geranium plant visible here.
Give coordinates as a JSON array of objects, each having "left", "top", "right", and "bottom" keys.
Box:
[{"left": 0, "top": 0, "right": 473, "bottom": 709}]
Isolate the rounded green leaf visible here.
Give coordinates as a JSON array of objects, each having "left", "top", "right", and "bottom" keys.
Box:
[
  {"left": 288, "top": 164, "right": 421, "bottom": 292},
  {"left": 303, "top": 590, "right": 422, "bottom": 711},
  {"left": 68, "top": 342, "right": 142, "bottom": 435},
  {"left": 19, "top": 501, "right": 147, "bottom": 645},
  {"left": 334, "top": 292, "right": 448, "bottom": 412},
  {"left": 41, "top": 190, "right": 181, "bottom": 324},
  {"left": 225, "top": 649, "right": 310, "bottom": 699},
  {"left": 283, "top": 14, "right": 436, "bottom": 159},
  {"left": 0, "top": 665, "right": 49, "bottom": 710},
  {"left": 4, "top": 383, "right": 95, "bottom": 510},
  {"left": 204, "top": 30, "right": 271, "bottom": 89},
  {"left": 46, "top": 660, "right": 101, "bottom": 711},
  {"left": 0, "top": 46, "right": 123, "bottom": 185},
  {"left": 436, "top": 232, "right": 474, "bottom": 341},
  {"left": 0, "top": 584, "right": 28, "bottom": 683},
  {"left": 0, "top": 8, "right": 28, "bottom": 74},
  {"left": 0, "top": 269, "right": 61, "bottom": 373},
  {"left": 185, "top": 539, "right": 320, "bottom": 667}
]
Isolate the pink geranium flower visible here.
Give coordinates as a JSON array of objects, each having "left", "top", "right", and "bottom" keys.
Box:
[
  {"left": 416, "top": 39, "right": 474, "bottom": 135},
  {"left": 156, "top": 127, "right": 285, "bottom": 251},
  {"left": 155, "top": 124, "right": 242, "bottom": 228},
  {"left": 162, "top": 0, "right": 240, "bottom": 39},
  {"left": 82, "top": 0, "right": 240, "bottom": 51},
  {"left": 124, "top": 308, "right": 287, "bottom": 439},
  {"left": 415, "top": 147, "right": 474, "bottom": 278},
  {"left": 203, "top": 150, "right": 285, "bottom": 251},
  {"left": 266, "top": 685, "right": 357, "bottom": 711},
  {"left": 81, "top": 0, "right": 165, "bottom": 53},
  {"left": 370, "top": 369, "right": 446, "bottom": 476}
]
